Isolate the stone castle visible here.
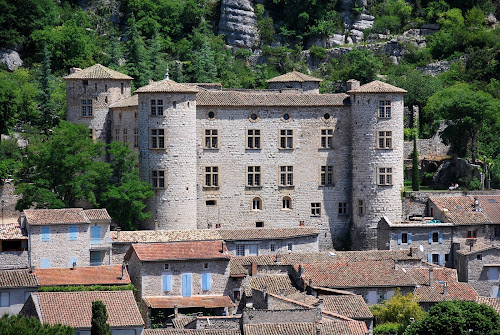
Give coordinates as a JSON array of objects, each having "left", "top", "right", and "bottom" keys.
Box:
[{"left": 64, "top": 64, "right": 406, "bottom": 250}]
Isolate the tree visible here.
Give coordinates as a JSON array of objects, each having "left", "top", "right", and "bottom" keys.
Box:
[
  {"left": 0, "top": 314, "right": 72, "bottom": 335},
  {"left": 425, "top": 83, "right": 500, "bottom": 163},
  {"left": 39, "top": 44, "right": 55, "bottom": 132},
  {"left": 412, "top": 135, "right": 420, "bottom": 191},
  {"left": 91, "top": 300, "right": 111, "bottom": 335},
  {"left": 126, "top": 15, "right": 151, "bottom": 89},
  {"left": 403, "top": 300, "right": 500, "bottom": 335},
  {"left": 190, "top": 37, "right": 217, "bottom": 83}
]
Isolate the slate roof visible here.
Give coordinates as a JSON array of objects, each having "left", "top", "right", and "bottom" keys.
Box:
[
  {"left": 415, "top": 281, "right": 477, "bottom": 302},
  {"left": 0, "top": 269, "right": 39, "bottom": 288},
  {"left": 144, "top": 330, "right": 241, "bottom": 335},
  {"left": 135, "top": 79, "right": 199, "bottom": 93},
  {"left": 322, "top": 295, "right": 373, "bottom": 319},
  {"left": 109, "top": 94, "right": 138, "bottom": 108},
  {"left": 34, "top": 265, "right": 130, "bottom": 286},
  {"left": 111, "top": 229, "right": 221, "bottom": 243},
  {"left": 297, "top": 260, "right": 416, "bottom": 288},
  {"left": 0, "top": 223, "right": 27, "bottom": 240},
  {"left": 28, "top": 291, "right": 143, "bottom": 328},
  {"left": 247, "top": 274, "right": 298, "bottom": 296},
  {"left": 266, "top": 71, "right": 323, "bottom": 83},
  {"left": 171, "top": 315, "right": 197, "bottom": 329},
  {"left": 347, "top": 80, "right": 407, "bottom": 94},
  {"left": 125, "top": 241, "right": 229, "bottom": 261},
  {"left": 429, "top": 196, "right": 491, "bottom": 224},
  {"left": 83, "top": 209, "right": 111, "bottom": 221},
  {"left": 196, "top": 91, "right": 348, "bottom": 107},
  {"left": 143, "top": 296, "right": 234, "bottom": 309},
  {"left": 218, "top": 227, "right": 319, "bottom": 240},
  {"left": 24, "top": 208, "right": 89, "bottom": 225},
  {"left": 64, "top": 64, "right": 133, "bottom": 80},
  {"left": 476, "top": 296, "right": 500, "bottom": 314}
]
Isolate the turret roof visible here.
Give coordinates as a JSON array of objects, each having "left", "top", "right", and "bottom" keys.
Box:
[
  {"left": 135, "top": 79, "right": 199, "bottom": 93},
  {"left": 347, "top": 80, "right": 407, "bottom": 93},
  {"left": 64, "top": 64, "right": 133, "bottom": 80},
  {"left": 266, "top": 70, "right": 323, "bottom": 83}
]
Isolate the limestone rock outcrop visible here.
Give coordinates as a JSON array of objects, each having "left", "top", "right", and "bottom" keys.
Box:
[
  {"left": 0, "top": 49, "right": 23, "bottom": 71},
  {"left": 218, "top": 0, "right": 259, "bottom": 48}
]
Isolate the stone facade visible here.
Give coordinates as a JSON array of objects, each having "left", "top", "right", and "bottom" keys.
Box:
[
  {"left": 456, "top": 248, "right": 500, "bottom": 297},
  {"left": 0, "top": 287, "right": 37, "bottom": 315},
  {"left": 225, "top": 235, "right": 319, "bottom": 257},
  {"left": 0, "top": 251, "right": 28, "bottom": 269}
]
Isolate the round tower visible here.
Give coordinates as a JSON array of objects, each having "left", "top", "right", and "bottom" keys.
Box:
[
  {"left": 348, "top": 80, "right": 406, "bottom": 250},
  {"left": 135, "top": 79, "right": 198, "bottom": 230}
]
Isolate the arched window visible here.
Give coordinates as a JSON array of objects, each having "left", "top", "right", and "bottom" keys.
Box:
[
  {"left": 252, "top": 197, "right": 262, "bottom": 211},
  {"left": 282, "top": 196, "right": 292, "bottom": 210}
]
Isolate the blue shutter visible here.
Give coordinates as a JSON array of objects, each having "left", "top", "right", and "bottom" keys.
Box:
[
  {"left": 408, "top": 233, "right": 412, "bottom": 244},
  {"left": 202, "top": 273, "right": 211, "bottom": 291},
  {"left": 182, "top": 273, "right": 192, "bottom": 297},
  {"left": 428, "top": 232, "right": 432, "bottom": 244},
  {"left": 439, "top": 254, "right": 444, "bottom": 266},
  {"left": 427, "top": 254, "right": 432, "bottom": 263},
  {"left": 91, "top": 226, "right": 101, "bottom": 243},
  {"left": 162, "top": 274, "right": 171, "bottom": 292},
  {"left": 439, "top": 231, "right": 443, "bottom": 244},
  {"left": 69, "top": 226, "right": 78, "bottom": 240},
  {"left": 41, "top": 258, "right": 50, "bottom": 268},
  {"left": 41, "top": 227, "right": 50, "bottom": 242},
  {"left": 397, "top": 232, "right": 402, "bottom": 245}
]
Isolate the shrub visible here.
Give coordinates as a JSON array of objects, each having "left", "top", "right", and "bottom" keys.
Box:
[
  {"left": 310, "top": 45, "right": 327, "bottom": 60},
  {"left": 469, "top": 176, "right": 481, "bottom": 190},
  {"left": 374, "top": 322, "right": 405, "bottom": 335}
]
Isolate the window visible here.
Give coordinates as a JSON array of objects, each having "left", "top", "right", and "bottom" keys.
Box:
[
  {"left": 115, "top": 128, "right": 120, "bottom": 142},
  {"left": 41, "top": 227, "right": 50, "bottom": 242},
  {"left": 247, "top": 166, "right": 261, "bottom": 187},
  {"left": 121, "top": 83, "right": 124, "bottom": 94},
  {"left": 252, "top": 197, "right": 262, "bottom": 211},
  {"left": 206, "top": 200, "right": 217, "bottom": 206},
  {"left": 477, "top": 254, "right": 483, "bottom": 260},
  {"left": 445, "top": 254, "right": 449, "bottom": 262},
  {"left": 432, "top": 232, "right": 439, "bottom": 243},
  {"left": 270, "top": 244, "right": 276, "bottom": 252},
  {"left": 287, "top": 243, "right": 293, "bottom": 251},
  {"left": 495, "top": 226, "right": 500, "bottom": 238},
  {"left": 320, "top": 129, "right": 334, "bottom": 149},
  {"left": 151, "top": 99, "right": 164, "bottom": 116},
  {"left": 320, "top": 166, "right": 334, "bottom": 186},
  {"left": 162, "top": 274, "right": 172, "bottom": 292},
  {"left": 488, "top": 267, "right": 499, "bottom": 281},
  {"left": 204, "top": 166, "right": 219, "bottom": 187},
  {"left": 357, "top": 199, "right": 364, "bottom": 215},
  {"left": 377, "top": 131, "right": 392, "bottom": 149},
  {"left": 282, "top": 196, "right": 292, "bottom": 210},
  {"left": 0, "top": 292, "right": 9, "bottom": 307},
  {"left": 81, "top": 99, "right": 93, "bottom": 117},
  {"left": 279, "top": 166, "right": 293, "bottom": 186},
  {"left": 247, "top": 129, "right": 261, "bottom": 149},
  {"left": 401, "top": 233, "right": 408, "bottom": 244},
  {"left": 338, "top": 202, "right": 348, "bottom": 215},
  {"left": 431, "top": 254, "right": 439, "bottom": 265},
  {"left": 311, "top": 203, "right": 321, "bottom": 216},
  {"left": 256, "top": 221, "right": 264, "bottom": 228},
  {"left": 378, "top": 167, "right": 393, "bottom": 185},
  {"left": 173, "top": 101, "right": 177, "bottom": 109},
  {"left": 151, "top": 170, "right": 165, "bottom": 189},
  {"left": 204, "top": 263, "right": 209, "bottom": 269},
  {"left": 150, "top": 129, "right": 165, "bottom": 149},
  {"left": 467, "top": 230, "right": 477, "bottom": 238},
  {"left": 234, "top": 289, "right": 241, "bottom": 300},
  {"left": 207, "top": 111, "right": 216, "bottom": 119},
  {"left": 202, "top": 273, "right": 211, "bottom": 291},
  {"left": 279, "top": 129, "right": 293, "bottom": 149},
  {"left": 236, "top": 245, "right": 245, "bottom": 256},
  {"left": 204, "top": 129, "right": 218, "bottom": 149},
  {"left": 134, "top": 128, "right": 138, "bottom": 147},
  {"left": 123, "top": 128, "right": 128, "bottom": 144},
  {"left": 105, "top": 84, "right": 108, "bottom": 92},
  {"left": 69, "top": 226, "right": 78, "bottom": 241},
  {"left": 164, "top": 264, "right": 170, "bottom": 270},
  {"left": 69, "top": 257, "right": 78, "bottom": 267},
  {"left": 378, "top": 100, "right": 391, "bottom": 118}
]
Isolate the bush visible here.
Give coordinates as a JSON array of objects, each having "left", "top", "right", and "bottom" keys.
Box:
[
  {"left": 469, "top": 176, "right": 481, "bottom": 190},
  {"left": 310, "top": 45, "right": 327, "bottom": 60},
  {"left": 374, "top": 322, "right": 405, "bottom": 335}
]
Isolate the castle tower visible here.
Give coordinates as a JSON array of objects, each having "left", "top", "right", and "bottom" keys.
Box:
[
  {"left": 266, "top": 70, "right": 322, "bottom": 94},
  {"left": 348, "top": 80, "right": 406, "bottom": 250},
  {"left": 64, "top": 64, "right": 132, "bottom": 143},
  {"left": 135, "top": 79, "right": 199, "bottom": 230}
]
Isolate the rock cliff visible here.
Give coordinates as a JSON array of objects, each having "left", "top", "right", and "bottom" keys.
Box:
[{"left": 218, "top": 0, "right": 259, "bottom": 48}]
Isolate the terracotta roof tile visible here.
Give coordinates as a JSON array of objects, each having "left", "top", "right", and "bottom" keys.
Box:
[
  {"left": 476, "top": 296, "right": 500, "bottom": 314},
  {"left": 332, "top": 249, "right": 420, "bottom": 262},
  {"left": 456, "top": 242, "right": 500, "bottom": 256},
  {"left": 109, "top": 95, "right": 138, "bottom": 108},
  {"left": 476, "top": 196, "right": 500, "bottom": 223},
  {"left": 429, "top": 196, "right": 491, "bottom": 224},
  {"left": 64, "top": 64, "right": 133, "bottom": 80},
  {"left": 126, "top": 241, "right": 229, "bottom": 261},
  {"left": 34, "top": 265, "right": 130, "bottom": 286},
  {"left": 415, "top": 281, "right": 477, "bottom": 302},
  {"left": 266, "top": 71, "right": 323, "bottom": 83},
  {"left": 404, "top": 267, "right": 458, "bottom": 285},
  {"left": 144, "top": 329, "right": 241, "bottom": 335},
  {"left": 322, "top": 295, "right": 373, "bottom": 319},
  {"left": 347, "top": 80, "right": 407, "bottom": 93},
  {"left": 320, "top": 319, "right": 369, "bottom": 335},
  {"left": 284, "top": 291, "right": 320, "bottom": 306},
  {"left": 143, "top": 296, "right": 234, "bottom": 309},
  {"left": 111, "top": 229, "right": 221, "bottom": 243},
  {"left": 24, "top": 208, "right": 89, "bottom": 225},
  {"left": 171, "top": 315, "right": 197, "bottom": 329},
  {"left": 0, "top": 223, "right": 27, "bottom": 240},
  {"left": 218, "top": 227, "right": 319, "bottom": 240},
  {"left": 0, "top": 269, "right": 39, "bottom": 288},
  {"left": 29, "top": 291, "right": 143, "bottom": 327},
  {"left": 243, "top": 323, "right": 316, "bottom": 335},
  {"left": 83, "top": 209, "right": 111, "bottom": 221},
  {"left": 247, "top": 274, "right": 298, "bottom": 296},
  {"left": 135, "top": 79, "right": 199, "bottom": 93}
]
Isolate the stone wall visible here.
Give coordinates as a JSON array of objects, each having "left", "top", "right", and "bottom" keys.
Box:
[
  {"left": 0, "top": 184, "right": 20, "bottom": 220},
  {"left": 225, "top": 235, "right": 319, "bottom": 257},
  {"left": 0, "top": 251, "right": 28, "bottom": 269},
  {"left": 458, "top": 249, "right": 500, "bottom": 297},
  {"left": 110, "top": 106, "right": 139, "bottom": 154}
]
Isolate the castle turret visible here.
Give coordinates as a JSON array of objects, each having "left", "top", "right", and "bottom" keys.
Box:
[
  {"left": 135, "top": 79, "right": 199, "bottom": 230},
  {"left": 64, "top": 64, "right": 132, "bottom": 143},
  {"left": 348, "top": 80, "right": 406, "bottom": 250}
]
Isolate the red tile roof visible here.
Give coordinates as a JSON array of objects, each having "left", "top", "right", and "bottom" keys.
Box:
[
  {"left": 143, "top": 296, "right": 234, "bottom": 309},
  {"left": 0, "top": 223, "right": 27, "bottom": 240},
  {"left": 218, "top": 227, "right": 319, "bottom": 240},
  {"left": 347, "top": 80, "right": 407, "bottom": 93},
  {"left": 247, "top": 274, "right": 298, "bottom": 297},
  {"left": 476, "top": 196, "right": 500, "bottom": 223},
  {"left": 266, "top": 71, "right": 323, "bottom": 83},
  {"left": 320, "top": 320, "right": 369, "bottom": 335},
  {"left": 83, "top": 209, "right": 111, "bottom": 221},
  {"left": 34, "top": 265, "right": 130, "bottom": 286},
  {"left": 24, "top": 208, "right": 89, "bottom": 225},
  {"left": 476, "top": 296, "right": 500, "bottom": 314},
  {"left": 332, "top": 249, "right": 420, "bottom": 262},
  {"left": 322, "top": 295, "right": 373, "bottom": 319},
  {"left": 404, "top": 266, "right": 458, "bottom": 285},
  {"left": 144, "top": 329, "right": 241, "bottom": 335},
  {"left": 28, "top": 291, "right": 143, "bottom": 328},
  {"left": 243, "top": 323, "right": 316, "bottom": 335},
  {"left": 126, "top": 241, "right": 229, "bottom": 261},
  {"left": 64, "top": 64, "right": 133, "bottom": 80},
  {"left": 429, "top": 196, "right": 491, "bottom": 224},
  {"left": 415, "top": 281, "right": 477, "bottom": 302},
  {"left": 0, "top": 269, "right": 39, "bottom": 288}
]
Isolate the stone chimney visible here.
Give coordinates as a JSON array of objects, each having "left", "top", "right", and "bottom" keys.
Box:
[
  {"left": 429, "top": 267, "right": 434, "bottom": 287},
  {"left": 251, "top": 261, "right": 258, "bottom": 276},
  {"left": 120, "top": 264, "right": 126, "bottom": 280},
  {"left": 72, "top": 261, "right": 77, "bottom": 270},
  {"left": 346, "top": 79, "right": 360, "bottom": 91},
  {"left": 262, "top": 288, "right": 267, "bottom": 299},
  {"left": 443, "top": 281, "right": 449, "bottom": 296},
  {"left": 275, "top": 253, "right": 282, "bottom": 263},
  {"left": 174, "top": 304, "right": 178, "bottom": 318},
  {"left": 298, "top": 264, "right": 304, "bottom": 277},
  {"left": 116, "top": 227, "right": 121, "bottom": 240}
]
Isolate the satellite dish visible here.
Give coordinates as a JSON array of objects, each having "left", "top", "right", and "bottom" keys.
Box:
[{"left": 419, "top": 245, "right": 424, "bottom": 252}]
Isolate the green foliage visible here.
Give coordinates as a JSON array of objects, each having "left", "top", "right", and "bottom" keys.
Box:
[
  {"left": 0, "top": 314, "right": 72, "bottom": 335},
  {"left": 403, "top": 300, "right": 500, "bottom": 335},
  {"left": 310, "top": 45, "right": 327, "bottom": 60},
  {"left": 0, "top": 137, "right": 22, "bottom": 181},
  {"left": 374, "top": 322, "right": 405, "bottom": 335},
  {"left": 469, "top": 176, "right": 482, "bottom": 190},
  {"left": 255, "top": 4, "right": 276, "bottom": 46},
  {"left": 412, "top": 137, "right": 420, "bottom": 191},
  {"left": 190, "top": 37, "right": 218, "bottom": 83},
  {"left": 126, "top": 15, "right": 151, "bottom": 89},
  {"left": 91, "top": 300, "right": 111, "bottom": 335},
  {"left": 371, "top": 0, "right": 413, "bottom": 34},
  {"left": 322, "top": 49, "right": 382, "bottom": 86},
  {"left": 38, "top": 284, "right": 136, "bottom": 293}
]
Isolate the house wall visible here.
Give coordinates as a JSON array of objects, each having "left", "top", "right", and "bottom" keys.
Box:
[
  {"left": 0, "top": 287, "right": 37, "bottom": 315},
  {"left": 459, "top": 249, "right": 500, "bottom": 297},
  {"left": 0, "top": 251, "right": 28, "bottom": 269},
  {"left": 343, "top": 287, "right": 414, "bottom": 305},
  {"left": 110, "top": 106, "right": 139, "bottom": 154},
  {"left": 267, "top": 81, "right": 320, "bottom": 94},
  {"left": 225, "top": 235, "right": 319, "bottom": 256}
]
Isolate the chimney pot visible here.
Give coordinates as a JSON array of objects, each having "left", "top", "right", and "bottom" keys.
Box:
[
  {"left": 72, "top": 262, "right": 77, "bottom": 270},
  {"left": 116, "top": 227, "right": 121, "bottom": 240},
  {"left": 251, "top": 261, "right": 258, "bottom": 276},
  {"left": 429, "top": 267, "right": 434, "bottom": 287},
  {"left": 121, "top": 264, "right": 126, "bottom": 279},
  {"left": 443, "top": 281, "right": 449, "bottom": 296},
  {"left": 174, "top": 304, "right": 178, "bottom": 318}
]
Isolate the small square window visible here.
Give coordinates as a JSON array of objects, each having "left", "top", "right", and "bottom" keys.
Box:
[
  {"left": 311, "top": 203, "right": 321, "bottom": 216},
  {"left": 234, "top": 289, "right": 241, "bottom": 300},
  {"left": 236, "top": 245, "right": 245, "bottom": 256},
  {"left": 206, "top": 200, "right": 217, "bottom": 206},
  {"left": 401, "top": 233, "right": 408, "bottom": 244},
  {"left": 164, "top": 263, "right": 169, "bottom": 270},
  {"left": 432, "top": 254, "right": 439, "bottom": 265},
  {"left": 270, "top": 244, "right": 276, "bottom": 252},
  {"left": 204, "top": 263, "right": 209, "bottom": 269},
  {"left": 477, "top": 254, "right": 483, "bottom": 261},
  {"left": 256, "top": 221, "right": 264, "bottom": 228},
  {"left": 287, "top": 243, "right": 293, "bottom": 251},
  {"left": 432, "top": 232, "right": 439, "bottom": 243},
  {"left": 338, "top": 202, "right": 348, "bottom": 215}
]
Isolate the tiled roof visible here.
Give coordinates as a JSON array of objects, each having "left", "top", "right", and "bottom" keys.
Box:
[
  {"left": 297, "top": 260, "right": 416, "bottom": 288},
  {"left": 135, "top": 79, "right": 199, "bottom": 93},
  {"left": 429, "top": 196, "right": 491, "bottom": 224},
  {"left": 0, "top": 269, "right": 39, "bottom": 288},
  {"left": 143, "top": 296, "right": 234, "bottom": 309},
  {"left": 125, "top": 241, "right": 229, "bottom": 261},
  {"left": 171, "top": 315, "right": 197, "bottom": 329},
  {"left": 322, "top": 295, "right": 373, "bottom": 319},
  {"left": 332, "top": 249, "right": 420, "bottom": 262},
  {"left": 404, "top": 267, "right": 458, "bottom": 285},
  {"left": 347, "top": 80, "right": 407, "bottom": 93},
  {"left": 144, "top": 330, "right": 241, "bottom": 335},
  {"left": 34, "top": 265, "right": 130, "bottom": 286},
  {"left": 456, "top": 242, "right": 500, "bottom": 256},
  {"left": 320, "top": 320, "right": 369, "bottom": 335},
  {"left": 415, "top": 281, "right": 477, "bottom": 302},
  {"left": 196, "top": 91, "right": 348, "bottom": 107},
  {"left": 83, "top": 209, "right": 111, "bottom": 221},
  {"left": 30, "top": 291, "right": 143, "bottom": 328},
  {"left": 230, "top": 255, "right": 277, "bottom": 276},
  {"left": 476, "top": 296, "right": 500, "bottom": 314},
  {"left": 111, "top": 229, "right": 222, "bottom": 243},
  {"left": 24, "top": 208, "right": 89, "bottom": 225},
  {"left": 266, "top": 71, "right": 323, "bottom": 83},
  {"left": 476, "top": 196, "right": 500, "bottom": 223},
  {"left": 285, "top": 291, "right": 321, "bottom": 306},
  {"left": 0, "top": 223, "right": 27, "bottom": 240},
  {"left": 243, "top": 323, "right": 316, "bottom": 335},
  {"left": 64, "top": 64, "right": 133, "bottom": 80},
  {"left": 109, "top": 95, "right": 138, "bottom": 108},
  {"left": 247, "top": 274, "right": 298, "bottom": 296},
  {"left": 218, "top": 227, "right": 319, "bottom": 240}
]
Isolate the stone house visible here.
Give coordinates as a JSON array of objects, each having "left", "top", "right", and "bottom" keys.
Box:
[
  {"left": 0, "top": 222, "right": 28, "bottom": 269},
  {"left": 0, "top": 269, "right": 38, "bottom": 315},
  {"left": 23, "top": 208, "right": 112, "bottom": 268},
  {"left": 21, "top": 290, "right": 144, "bottom": 335},
  {"left": 65, "top": 64, "right": 407, "bottom": 251}
]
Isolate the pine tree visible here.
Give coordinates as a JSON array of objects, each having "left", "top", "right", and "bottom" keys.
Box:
[
  {"left": 126, "top": 15, "right": 150, "bottom": 89},
  {"left": 148, "top": 29, "right": 167, "bottom": 81},
  {"left": 412, "top": 134, "right": 420, "bottom": 191},
  {"left": 191, "top": 38, "right": 217, "bottom": 83},
  {"left": 39, "top": 44, "right": 54, "bottom": 132},
  {"left": 91, "top": 300, "right": 111, "bottom": 335}
]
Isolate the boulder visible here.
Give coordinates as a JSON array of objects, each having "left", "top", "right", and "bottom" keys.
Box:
[
  {"left": 326, "top": 34, "right": 346, "bottom": 47},
  {"left": 218, "top": 0, "right": 259, "bottom": 48},
  {"left": 0, "top": 49, "right": 23, "bottom": 71},
  {"left": 352, "top": 14, "right": 374, "bottom": 31},
  {"left": 349, "top": 29, "right": 365, "bottom": 43}
]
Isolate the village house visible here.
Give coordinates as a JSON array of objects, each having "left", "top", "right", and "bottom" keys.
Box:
[
  {"left": 0, "top": 221, "right": 28, "bottom": 269},
  {"left": 0, "top": 269, "right": 38, "bottom": 315}
]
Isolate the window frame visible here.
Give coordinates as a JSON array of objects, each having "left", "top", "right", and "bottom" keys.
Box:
[
  {"left": 320, "top": 128, "right": 334, "bottom": 149},
  {"left": 378, "top": 100, "right": 392, "bottom": 118},
  {"left": 377, "top": 167, "right": 393, "bottom": 186},
  {"left": 204, "top": 166, "right": 219, "bottom": 188},
  {"left": 377, "top": 130, "right": 393, "bottom": 149},
  {"left": 151, "top": 170, "right": 166, "bottom": 189},
  {"left": 247, "top": 166, "right": 262, "bottom": 187},
  {"left": 236, "top": 245, "right": 245, "bottom": 256},
  {"left": 134, "top": 128, "right": 138, "bottom": 147},
  {"left": 279, "top": 166, "right": 294, "bottom": 187},
  {"left": 123, "top": 128, "right": 128, "bottom": 144},
  {"left": 150, "top": 128, "right": 166, "bottom": 149},
  {"left": 246, "top": 129, "right": 261, "bottom": 149},
  {"left": 204, "top": 129, "right": 219, "bottom": 149},
  {"left": 279, "top": 129, "right": 294, "bottom": 149},
  {"left": 81, "top": 99, "right": 93, "bottom": 117},
  {"left": 357, "top": 199, "right": 364, "bottom": 216},
  {"left": 282, "top": 196, "right": 292, "bottom": 210},
  {"left": 338, "top": 202, "right": 348, "bottom": 215},
  {"left": 150, "top": 99, "right": 164, "bottom": 116},
  {"left": 311, "top": 203, "right": 321, "bottom": 216},
  {"left": 252, "top": 197, "right": 262, "bottom": 211},
  {"left": 320, "top": 165, "right": 334, "bottom": 186}
]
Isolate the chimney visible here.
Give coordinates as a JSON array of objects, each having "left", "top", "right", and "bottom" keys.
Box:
[
  {"left": 279, "top": 289, "right": 285, "bottom": 297},
  {"left": 116, "top": 227, "right": 121, "bottom": 240},
  {"left": 346, "top": 79, "right": 360, "bottom": 91},
  {"left": 120, "top": 264, "right": 126, "bottom": 279},
  {"left": 429, "top": 267, "right": 434, "bottom": 287},
  {"left": 299, "top": 221, "right": 305, "bottom": 227},
  {"left": 298, "top": 264, "right": 304, "bottom": 277},
  {"left": 316, "top": 323, "right": 321, "bottom": 335},
  {"left": 148, "top": 79, "right": 154, "bottom": 84},
  {"left": 262, "top": 288, "right": 267, "bottom": 299},
  {"left": 72, "top": 262, "right": 77, "bottom": 270},
  {"left": 309, "top": 279, "right": 313, "bottom": 287},
  {"left": 443, "top": 281, "right": 449, "bottom": 296},
  {"left": 251, "top": 261, "right": 258, "bottom": 276},
  {"left": 174, "top": 304, "right": 178, "bottom": 318},
  {"left": 221, "top": 241, "right": 226, "bottom": 253},
  {"left": 276, "top": 254, "right": 282, "bottom": 263}
]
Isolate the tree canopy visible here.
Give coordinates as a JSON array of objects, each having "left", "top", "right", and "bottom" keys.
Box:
[
  {"left": 91, "top": 300, "right": 111, "bottom": 335},
  {"left": 0, "top": 314, "right": 72, "bottom": 335}
]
